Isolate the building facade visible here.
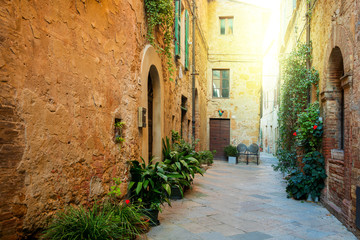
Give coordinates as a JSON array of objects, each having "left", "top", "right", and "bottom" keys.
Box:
[
  {"left": 260, "top": 2, "right": 280, "bottom": 154},
  {"left": 280, "top": 0, "right": 360, "bottom": 236},
  {"left": 206, "top": 0, "right": 270, "bottom": 159}
]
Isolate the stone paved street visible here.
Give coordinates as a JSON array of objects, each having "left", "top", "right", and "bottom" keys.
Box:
[{"left": 146, "top": 153, "right": 357, "bottom": 240}]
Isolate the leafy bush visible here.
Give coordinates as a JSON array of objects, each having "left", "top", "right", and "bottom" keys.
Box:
[
  {"left": 42, "top": 203, "right": 148, "bottom": 240},
  {"left": 224, "top": 145, "right": 237, "bottom": 157},
  {"left": 162, "top": 137, "right": 204, "bottom": 190},
  {"left": 286, "top": 103, "right": 326, "bottom": 200},
  {"left": 128, "top": 157, "right": 175, "bottom": 210},
  {"left": 296, "top": 102, "right": 323, "bottom": 152},
  {"left": 195, "top": 150, "right": 215, "bottom": 165},
  {"left": 107, "top": 202, "right": 149, "bottom": 239},
  {"left": 286, "top": 151, "right": 326, "bottom": 200}
]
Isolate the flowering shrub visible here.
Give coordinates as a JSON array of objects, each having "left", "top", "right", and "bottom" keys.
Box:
[
  {"left": 286, "top": 103, "right": 327, "bottom": 200},
  {"left": 296, "top": 102, "right": 323, "bottom": 152}
]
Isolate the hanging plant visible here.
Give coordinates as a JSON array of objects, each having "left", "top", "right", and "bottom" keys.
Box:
[{"left": 144, "top": 0, "right": 174, "bottom": 80}]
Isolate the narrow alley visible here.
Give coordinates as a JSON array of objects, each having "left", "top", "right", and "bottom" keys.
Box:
[{"left": 147, "top": 154, "right": 357, "bottom": 240}]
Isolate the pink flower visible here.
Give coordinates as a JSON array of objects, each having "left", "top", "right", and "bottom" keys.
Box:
[
  {"left": 313, "top": 125, "right": 317, "bottom": 130},
  {"left": 293, "top": 132, "right": 297, "bottom": 136},
  {"left": 125, "top": 199, "right": 130, "bottom": 204}
]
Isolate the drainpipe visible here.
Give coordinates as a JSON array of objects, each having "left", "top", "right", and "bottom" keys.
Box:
[
  {"left": 191, "top": 0, "right": 196, "bottom": 139},
  {"left": 306, "top": 0, "right": 311, "bottom": 104}
]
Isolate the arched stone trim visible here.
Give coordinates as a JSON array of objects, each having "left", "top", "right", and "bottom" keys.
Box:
[
  {"left": 321, "top": 24, "right": 354, "bottom": 94},
  {"left": 139, "top": 45, "right": 164, "bottom": 163}
]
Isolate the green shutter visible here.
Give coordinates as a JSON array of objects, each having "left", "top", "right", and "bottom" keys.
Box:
[
  {"left": 175, "top": 0, "right": 181, "bottom": 57},
  {"left": 185, "top": 10, "right": 189, "bottom": 70}
]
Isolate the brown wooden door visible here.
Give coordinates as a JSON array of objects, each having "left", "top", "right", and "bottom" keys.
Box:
[{"left": 210, "top": 119, "right": 230, "bottom": 160}]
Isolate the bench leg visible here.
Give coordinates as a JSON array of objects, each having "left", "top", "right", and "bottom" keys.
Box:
[
  {"left": 257, "top": 154, "right": 259, "bottom": 165},
  {"left": 246, "top": 155, "right": 249, "bottom": 165}
]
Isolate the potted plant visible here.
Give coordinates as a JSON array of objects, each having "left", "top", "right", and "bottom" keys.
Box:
[
  {"left": 128, "top": 157, "right": 175, "bottom": 226},
  {"left": 162, "top": 137, "right": 204, "bottom": 198},
  {"left": 224, "top": 145, "right": 238, "bottom": 164}
]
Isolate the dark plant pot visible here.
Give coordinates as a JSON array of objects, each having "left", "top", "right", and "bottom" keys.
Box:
[
  {"left": 170, "top": 185, "right": 183, "bottom": 200},
  {"left": 142, "top": 208, "right": 160, "bottom": 226}
]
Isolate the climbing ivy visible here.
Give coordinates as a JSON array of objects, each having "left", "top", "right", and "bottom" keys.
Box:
[
  {"left": 274, "top": 43, "right": 326, "bottom": 200},
  {"left": 144, "top": 0, "right": 174, "bottom": 79},
  {"left": 274, "top": 43, "right": 319, "bottom": 174}
]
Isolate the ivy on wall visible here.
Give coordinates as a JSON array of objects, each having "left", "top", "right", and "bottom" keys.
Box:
[
  {"left": 274, "top": 43, "right": 326, "bottom": 200},
  {"left": 144, "top": 0, "right": 174, "bottom": 79}
]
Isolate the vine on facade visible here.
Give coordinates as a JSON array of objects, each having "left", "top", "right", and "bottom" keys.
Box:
[
  {"left": 275, "top": 43, "right": 326, "bottom": 200},
  {"left": 144, "top": 0, "right": 174, "bottom": 79}
]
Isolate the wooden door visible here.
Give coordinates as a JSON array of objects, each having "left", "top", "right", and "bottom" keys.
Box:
[{"left": 210, "top": 119, "right": 230, "bottom": 160}]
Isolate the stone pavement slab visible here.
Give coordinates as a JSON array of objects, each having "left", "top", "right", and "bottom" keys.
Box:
[{"left": 146, "top": 153, "right": 357, "bottom": 240}]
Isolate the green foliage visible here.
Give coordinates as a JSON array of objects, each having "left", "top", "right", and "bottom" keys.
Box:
[
  {"left": 275, "top": 43, "right": 326, "bottom": 200},
  {"left": 105, "top": 203, "right": 149, "bottom": 239},
  {"left": 275, "top": 43, "right": 319, "bottom": 173},
  {"left": 286, "top": 151, "right": 326, "bottom": 200},
  {"left": 162, "top": 137, "right": 204, "bottom": 190},
  {"left": 195, "top": 150, "right": 215, "bottom": 165},
  {"left": 296, "top": 102, "right": 323, "bottom": 152},
  {"left": 108, "top": 178, "right": 122, "bottom": 199},
  {"left": 115, "top": 121, "right": 125, "bottom": 144},
  {"left": 144, "top": 0, "right": 174, "bottom": 79},
  {"left": 286, "top": 103, "right": 326, "bottom": 200},
  {"left": 171, "top": 130, "right": 180, "bottom": 143},
  {"left": 42, "top": 203, "right": 148, "bottom": 240},
  {"left": 114, "top": 121, "right": 125, "bottom": 128},
  {"left": 128, "top": 157, "right": 173, "bottom": 209},
  {"left": 224, "top": 145, "right": 237, "bottom": 157}
]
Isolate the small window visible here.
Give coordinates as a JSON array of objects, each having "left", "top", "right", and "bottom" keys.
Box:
[
  {"left": 212, "top": 69, "right": 230, "bottom": 98},
  {"left": 220, "top": 17, "right": 233, "bottom": 35}
]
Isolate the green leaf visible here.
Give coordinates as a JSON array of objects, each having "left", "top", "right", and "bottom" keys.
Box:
[
  {"left": 175, "top": 162, "right": 181, "bottom": 170},
  {"left": 162, "top": 184, "right": 171, "bottom": 195},
  {"left": 157, "top": 172, "right": 168, "bottom": 181},
  {"left": 128, "top": 181, "right": 135, "bottom": 190},
  {"left": 136, "top": 182, "right": 143, "bottom": 195},
  {"left": 144, "top": 180, "right": 149, "bottom": 189}
]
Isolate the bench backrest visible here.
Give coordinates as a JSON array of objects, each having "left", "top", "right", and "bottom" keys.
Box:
[
  {"left": 247, "top": 143, "right": 259, "bottom": 154},
  {"left": 237, "top": 143, "right": 247, "bottom": 153}
]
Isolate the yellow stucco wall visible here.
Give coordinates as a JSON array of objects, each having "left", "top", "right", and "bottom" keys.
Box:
[{"left": 206, "top": 0, "right": 269, "bottom": 146}]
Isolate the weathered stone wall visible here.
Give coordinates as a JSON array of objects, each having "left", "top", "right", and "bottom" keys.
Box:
[
  {"left": 0, "top": 0, "right": 149, "bottom": 237},
  {"left": 206, "top": 1, "right": 268, "bottom": 147},
  {"left": 0, "top": 0, "right": 211, "bottom": 238},
  {"left": 311, "top": 0, "right": 360, "bottom": 236},
  {"left": 282, "top": 0, "right": 360, "bottom": 236}
]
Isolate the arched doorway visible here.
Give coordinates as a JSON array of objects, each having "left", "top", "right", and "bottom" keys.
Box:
[
  {"left": 147, "top": 65, "right": 161, "bottom": 160},
  {"left": 322, "top": 46, "right": 348, "bottom": 210},
  {"left": 140, "top": 45, "right": 164, "bottom": 163}
]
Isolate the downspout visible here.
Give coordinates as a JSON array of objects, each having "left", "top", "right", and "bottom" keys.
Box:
[
  {"left": 191, "top": 0, "right": 196, "bottom": 138},
  {"left": 306, "top": 0, "right": 311, "bottom": 104}
]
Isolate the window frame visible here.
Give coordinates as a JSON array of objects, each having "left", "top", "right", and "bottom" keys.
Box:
[
  {"left": 219, "top": 16, "right": 234, "bottom": 35},
  {"left": 212, "top": 69, "right": 230, "bottom": 99}
]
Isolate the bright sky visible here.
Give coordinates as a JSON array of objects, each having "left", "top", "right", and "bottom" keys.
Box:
[{"left": 237, "top": 0, "right": 280, "bottom": 10}]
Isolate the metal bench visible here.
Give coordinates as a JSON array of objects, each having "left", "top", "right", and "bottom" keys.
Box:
[{"left": 237, "top": 143, "right": 260, "bottom": 165}]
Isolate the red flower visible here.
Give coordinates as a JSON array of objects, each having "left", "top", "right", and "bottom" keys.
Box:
[
  {"left": 313, "top": 125, "right": 317, "bottom": 130},
  {"left": 125, "top": 199, "right": 130, "bottom": 204},
  {"left": 293, "top": 132, "right": 297, "bottom": 136}
]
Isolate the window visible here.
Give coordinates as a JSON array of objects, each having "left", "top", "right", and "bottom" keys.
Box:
[
  {"left": 220, "top": 17, "right": 233, "bottom": 35},
  {"left": 212, "top": 69, "right": 230, "bottom": 98},
  {"left": 185, "top": 10, "right": 189, "bottom": 70},
  {"left": 175, "top": 0, "right": 181, "bottom": 57}
]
